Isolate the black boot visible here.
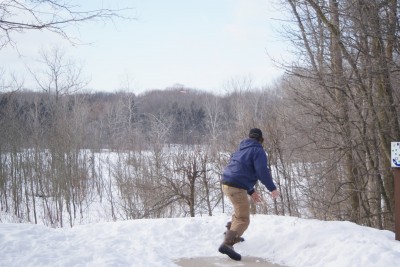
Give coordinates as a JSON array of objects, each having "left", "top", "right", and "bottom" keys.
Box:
[{"left": 218, "top": 230, "right": 241, "bottom": 261}]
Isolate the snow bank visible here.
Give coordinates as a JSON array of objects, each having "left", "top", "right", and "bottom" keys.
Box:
[{"left": 1, "top": 214, "right": 399, "bottom": 267}]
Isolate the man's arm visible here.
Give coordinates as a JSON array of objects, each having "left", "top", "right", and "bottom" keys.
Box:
[{"left": 254, "top": 149, "right": 277, "bottom": 192}]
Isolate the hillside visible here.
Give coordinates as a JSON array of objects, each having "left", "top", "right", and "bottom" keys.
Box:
[{"left": 1, "top": 214, "right": 399, "bottom": 267}]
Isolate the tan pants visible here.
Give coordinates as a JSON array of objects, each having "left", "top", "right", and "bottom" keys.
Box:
[{"left": 222, "top": 185, "right": 250, "bottom": 237}]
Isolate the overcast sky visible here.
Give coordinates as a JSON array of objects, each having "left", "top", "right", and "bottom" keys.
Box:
[{"left": 1, "top": 0, "right": 290, "bottom": 94}]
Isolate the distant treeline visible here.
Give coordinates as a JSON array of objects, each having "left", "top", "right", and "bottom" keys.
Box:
[{"left": 0, "top": 87, "right": 238, "bottom": 150}]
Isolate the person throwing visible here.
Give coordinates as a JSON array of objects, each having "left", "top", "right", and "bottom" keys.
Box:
[{"left": 218, "top": 128, "right": 279, "bottom": 261}]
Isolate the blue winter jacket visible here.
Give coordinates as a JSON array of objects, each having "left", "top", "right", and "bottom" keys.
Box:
[{"left": 222, "top": 138, "right": 277, "bottom": 195}]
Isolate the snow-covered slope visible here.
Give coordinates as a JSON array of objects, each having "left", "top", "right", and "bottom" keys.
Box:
[{"left": 1, "top": 214, "right": 399, "bottom": 267}]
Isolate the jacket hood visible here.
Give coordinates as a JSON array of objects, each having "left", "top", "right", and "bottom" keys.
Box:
[{"left": 239, "top": 138, "right": 261, "bottom": 150}]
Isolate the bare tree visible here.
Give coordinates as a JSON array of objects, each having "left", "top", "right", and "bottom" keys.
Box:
[
  {"left": 29, "top": 47, "right": 88, "bottom": 101},
  {"left": 279, "top": 0, "right": 400, "bottom": 230},
  {"left": 0, "top": 0, "right": 128, "bottom": 48},
  {"left": 203, "top": 94, "right": 224, "bottom": 145}
]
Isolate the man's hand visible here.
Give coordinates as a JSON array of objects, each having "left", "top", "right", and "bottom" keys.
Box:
[
  {"left": 251, "top": 191, "right": 263, "bottom": 203},
  {"left": 270, "top": 189, "right": 279, "bottom": 199}
]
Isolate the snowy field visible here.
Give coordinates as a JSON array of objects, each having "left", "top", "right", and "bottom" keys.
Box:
[{"left": 1, "top": 214, "right": 400, "bottom": 267}]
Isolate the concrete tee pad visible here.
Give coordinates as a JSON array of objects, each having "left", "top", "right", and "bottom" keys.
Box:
[{"left": 174, "top": 256, "right": 286, "bottom": 267}]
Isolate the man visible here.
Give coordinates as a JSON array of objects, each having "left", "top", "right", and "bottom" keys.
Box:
[{"left": 218, "top": 128, "right": 279, "bottom": 261}]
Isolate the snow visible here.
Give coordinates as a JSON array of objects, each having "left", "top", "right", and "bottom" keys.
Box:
[{"left": 1, "top": 214, "right": 400, "bottom": 267}]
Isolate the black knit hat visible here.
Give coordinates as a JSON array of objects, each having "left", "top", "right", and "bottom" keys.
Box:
[{"left": 249, "top": 128, "right": 263, "bottom": 139}]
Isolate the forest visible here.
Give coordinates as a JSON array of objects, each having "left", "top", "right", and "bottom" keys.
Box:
[{"left": 0, "top": 0, "right": 399, "bottom": 232}]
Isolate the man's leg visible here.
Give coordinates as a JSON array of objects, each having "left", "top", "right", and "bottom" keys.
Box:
[
  {"left": 218, "top": 185, "right": 249, "bottom": 261},
  {"left": 222, "top": 185, "right": 250, "bottom": 237}
]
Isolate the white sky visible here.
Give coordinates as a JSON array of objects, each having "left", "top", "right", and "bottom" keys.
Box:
[{"left": 0, "top": 0, "right": 290, "bottom": 94}]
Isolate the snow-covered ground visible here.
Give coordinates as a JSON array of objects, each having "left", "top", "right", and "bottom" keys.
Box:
[{"left": 1, "top": 214, "right": 399, "bottom": 267}]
